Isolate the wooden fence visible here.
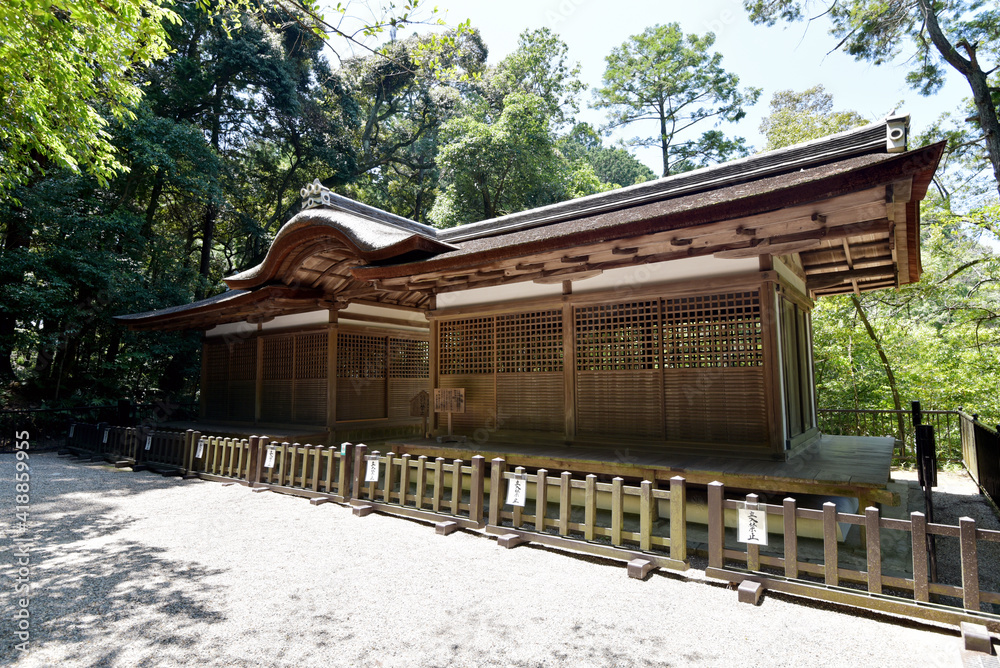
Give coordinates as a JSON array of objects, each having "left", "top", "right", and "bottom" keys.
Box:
[
  {"left": 59, "top": 421, "right": 1000, "bottom": 630},
  {"left": 961, "top": 412, "right": 1000, "bottom": 511},
  {"left": 349, "top": 445, "right": 486, "bottom": 529},
  {"left": 818, "top": 407, "right": 962, "bottom": 461},
  {"left": 705, "top": 481, "right": 1000, "bottom": 629},
  {"left": 486, "top": 459, "right": 688, "bottom": 571}
]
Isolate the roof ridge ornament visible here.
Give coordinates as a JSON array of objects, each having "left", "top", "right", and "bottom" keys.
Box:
[{"left": 300, "top": 179, "right": 333, "bottom": 209}]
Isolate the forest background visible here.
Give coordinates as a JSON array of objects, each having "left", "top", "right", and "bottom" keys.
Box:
[{"left": 1, "top": 0, "right": 998, "bottom": 437}]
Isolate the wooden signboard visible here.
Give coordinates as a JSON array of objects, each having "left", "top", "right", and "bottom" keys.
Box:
[
  {"left": 433, "top": 388, "right": 466, "bottom": 442},
  {"left": 433, "top": 388, "right": 465, "bottom": 414},
  {"left": 410, "top": 390, "right": 430, "bottom": 417}
]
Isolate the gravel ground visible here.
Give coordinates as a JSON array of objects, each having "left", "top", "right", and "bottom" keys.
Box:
[{"left": 0, "top": 453, "right": 985, "bottom": 668}]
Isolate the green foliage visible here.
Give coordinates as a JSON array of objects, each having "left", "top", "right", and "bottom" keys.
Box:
[
  {"left": 558, "top": 123, "right": 656, "bottom": 187},
  {"left": 743, "top": 0, "right": 1000, "bottom": 195},
  {"left": 592, "top": 23, "right": 761, "bottom": 177},
  {"left": 0, "top": 0, "right": 179, "bottom": 193},
  {"left": 759, "top": 86, "right": 869, "bottom": 151}
]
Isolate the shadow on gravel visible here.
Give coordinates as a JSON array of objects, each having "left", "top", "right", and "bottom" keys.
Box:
[{"left": 0, "top": 455, "right": 227, "bottom": 666}]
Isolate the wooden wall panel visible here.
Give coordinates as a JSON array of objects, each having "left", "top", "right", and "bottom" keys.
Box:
[
  {"left": 663, "top": 367, "right": 768, "bottom": 445},
  {"left": 337, "top": 332, "right": 387, "bottom": 421},
  {"left": 261, "top": 336, "right": 293, "bottom": 423},
  {"left": 498, "top": 373, "right": 564, "bottom": 433},
  {"left": 227, "top": 340, "right": 257, "bottom": 422},
  {"left": 293, "top": 332, "right": 328, "bottom": 425},
  {"left": 577, "top": 370, "right": 662, "bottom": 437},
  {"left": 203, "top": 342, "right": 229, "bottom": 420},
  {"left": 389, "top": 379, "right": 428, "bottom": 420},
  {"left": 439, "top": 374, "right": 494, "bottom": 434},
  {"left": 575, "top": 301, "right": 662, "bottom": 439}
]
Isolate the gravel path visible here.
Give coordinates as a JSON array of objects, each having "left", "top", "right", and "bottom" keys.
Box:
[{"left": 0, "top": 453, "right": 978, "bottom": 667}]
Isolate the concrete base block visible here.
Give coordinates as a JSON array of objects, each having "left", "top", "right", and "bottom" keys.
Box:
[
  {"left": 961, "top": 622, "right": 995, "bottom": 654},
  {"left": 131, "top": 465, "right": 149, "bottom": 472},
  {"left": 738, "top": 580, "right": 764, "bottom": 605},
  {"left": 497, "top": 533, "right": 528, "bottom": 549},
  {"left": 182, "top": 473, "right": 199, "bottom": 479},
  {"left": 251, "top": 486, "right": 270, "bottom": 494},
  {"left": 435, "top": 521, "right": 460, "bottom": 536},
  {"left": 221, "top": 482, "right": 236, "bottom": 487},
  {"left": 352, "top": 504, "right": 374, "bottom": 517},
  {"left": 309, "top": 497, "right": 333, "bottom": 506},
  {"left": 627, "top": 558, "right": 655, "bottom": 580},
  {"left": 115, "top": 461, "right": 133, "bottom": 469}
]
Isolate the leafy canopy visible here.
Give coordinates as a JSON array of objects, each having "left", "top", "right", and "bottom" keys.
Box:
[
  {"left": 592, "top": 23, "right": 761, "bottom": 177},
  {"left": 0, "top": 0, "right": 179, "bottom": 193},
  {"left": 759, "top": 85, "right": 868, "bottom": 151}
]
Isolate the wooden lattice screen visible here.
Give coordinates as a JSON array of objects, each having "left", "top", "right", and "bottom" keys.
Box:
[
  {"left": 388, "top": 338, "right": 430, "bottom": 420},
  {"left": 259, "top": 332, "right": 328, "bottom": 425},
  {"left": 496, "top": 310, "right": 564, "bottom": 432},
  {"left": 661, "top": 291, "right": 768, "bottom": 446},
  {"left": 575, "top": 301, "right": 663, "bottom": 437},
  {"left": 293, "top": 332, "right": 328, "bottom": 424},
  {"left": 438, "top": 317, "right": 495, "bottom": 433},
  {"left": 203, "top": 341, "right": 229, "bottom": 420},
  {"left": 226, "top": 339, "right": 257, "bottom": 422},
  {"left": 337, "top": 332, "right": 387, "bottom": 421}
]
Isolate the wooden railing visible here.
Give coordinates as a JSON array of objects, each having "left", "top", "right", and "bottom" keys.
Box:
[
  {"left": 59, "top": 421, "right": 1000, "bottom": 630},
  {"left": 349, "top": 445, "right": 486, "bottom": 529},
  {"left": 486, "top": 459, "right": 689, "bottom": 571},
  {"left": 961, "top": 412, "right": 1000, "bottom": 511},
  {"left": 817, "top": 407, "right": 962, "bottom": 461},
  {"left": 706, "top": 481, "right": 1000, "bottom": 629}
]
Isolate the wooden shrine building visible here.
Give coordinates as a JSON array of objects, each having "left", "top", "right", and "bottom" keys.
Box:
[{"left": 119, "top": 116, "right": 943, "bottom": 505}]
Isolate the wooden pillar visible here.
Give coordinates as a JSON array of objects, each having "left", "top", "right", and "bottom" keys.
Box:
[
  {"left": 199, "top": 338, "right": 208, "bottom": 419},
  {"left": 326, "top": 310, "right": 339, "bottom": 436},
  {"left": 562, "top": 301, "right": 576, "bottom": 440},
  {"left": 254, "top": 336, "right": 263, "bottom": 424},
  {"left": 760, "top": 278, "right": 785, "bottom": 455},
  {"left": 428, "top": 318, "right": 439, "bottom": 435}
]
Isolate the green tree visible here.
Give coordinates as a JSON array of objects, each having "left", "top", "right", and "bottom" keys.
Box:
[
  {"left": 558, "top": 123, "right": 656, "bottom": 187},
  {"left": 592, "top": 23, "right": 761, "bottom": 177},
  {"left": 744, "top": 0, "right": 1000, "bottom": 196},
  {"left": 759, "top": 85, "right": 868, "bottom": 151}
]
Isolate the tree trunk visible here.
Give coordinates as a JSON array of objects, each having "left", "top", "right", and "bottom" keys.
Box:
[
  {"left": 659, "top": 103, "right": 670, "bottom": 177},
  {"left": 917, "top": 0, "right": 1000, "bottom": 198},
  {"left": 851, "top": 295, "right": 906, "bottom": 441}
]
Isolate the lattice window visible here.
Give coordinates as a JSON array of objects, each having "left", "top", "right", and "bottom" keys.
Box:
[
  {"left": 663, "top": 291, "right": 763, "bottom": 368},
  {"left": 204, "top": 343, "right": 229, "bottom": 383},
  {"left": 337, "top": 333, "right": 386, "bottom": 379},
  {"left": 229, "top": 339, "right": 258, "bottom": 381},
  {"left": 295, "top": 332, "right": 328, "bottom": 380},
  {"left": 575, "top": 301, "right": 660, "bottom": 371},
  {"left": 262, "top": 337, "right": 293, "bottom": 380},
  {"left": 496, "top": 310, "right": 563, "bottom": 373},
  {"left": 439, "top": 317, "right": 494, "bottom": 375},
  {"left": 389, "top": 338, "right": 429, "bottom": 379}
]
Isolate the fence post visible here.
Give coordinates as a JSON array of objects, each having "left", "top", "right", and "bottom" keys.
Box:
[
  {"left": 823, "top": 502, "right": 839, "bottom": 586},
  {"left": 611, "top": 477, "right": 623, "bottom": 546},
  {"left": 470, "top": 455, "right": 485, "bottom": 524},
  {"left": 707, "top": 481, "right": 724, "bottom": 570},
  {"left": 182, "top": 429, "right": 195, "bottom": 475},
  {"left": 339, "top": 443, "right": 354, "bottom": 500},
  {"left": 865, "top": 506, "right": 882, "bottom": 595},
  {"left": 245, "top": 435, "right": 259, "bottom": 484},
  {"left": 959, "top": 516, "right": 980, "bottom": 611},
  {"left": 488, "top": 458, "right": 506, "bottom": 527},
  {"left": 670, "top": 476, "right": 687, "bottom": 563},
  {"left": 746, "top": 493, "right": 760, "bottom": 572},
  {"left": 783, "top": 497, "right": 798, "bottom": 579},
  {"left": 640, "top": 480, "right": 652, "bottom": 551},
  {"left": 352, "top": 443, "right": 367, "bottom": 500}
]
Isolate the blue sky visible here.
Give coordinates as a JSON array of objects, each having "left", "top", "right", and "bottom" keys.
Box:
[{"left": 395, "top": 0, "right": 969, "bottom": 173}]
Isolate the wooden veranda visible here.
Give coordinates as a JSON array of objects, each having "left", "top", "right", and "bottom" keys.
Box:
[{"left": 386, "top": 433, "right": 899, "bottom": 507}]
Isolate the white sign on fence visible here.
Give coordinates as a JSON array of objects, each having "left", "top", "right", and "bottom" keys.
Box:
[
  {"left": 505, "top": 473, "right": 528, "bottom": 507},
  {"left": 341, "top": 442, "right": 349, "bottom": 456},
  {"left": 196, "top": 440, "right": 205, "bottom": 459},
  {"left": 103, "top": 429, "right": 109, "bottom": 443},
  {"left": 738, "top": 508, "right": 768, "bottom": 546},
  {"left": 145, "top": 436, "right": 152, "bottom": 451},
  {"left": 264, "top": 447, "right": 276, "bottom": 469},
  {"left": 364, "top": 455, "right": 380, "bottom": 483},
  {"left": 69, "top": 425, "right": 75, "bottom": 438}
]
